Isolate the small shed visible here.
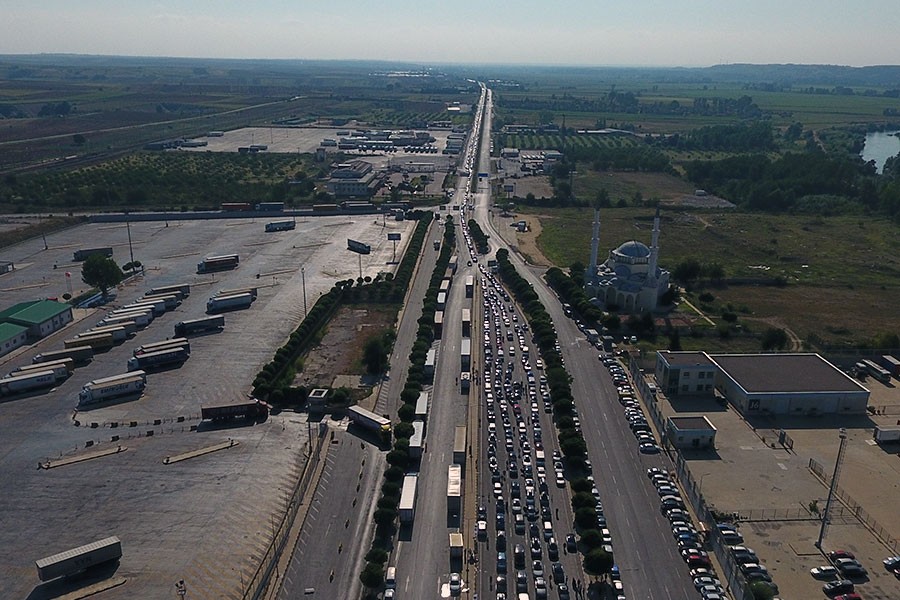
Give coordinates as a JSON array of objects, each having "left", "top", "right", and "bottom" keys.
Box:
[{"left": 666, "top": 416, "right": 717, "bottom": 450}]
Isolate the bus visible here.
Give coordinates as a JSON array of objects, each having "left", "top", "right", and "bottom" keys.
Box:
[{"left": 862, "top": 359, "right": 891, "bottom": 383}]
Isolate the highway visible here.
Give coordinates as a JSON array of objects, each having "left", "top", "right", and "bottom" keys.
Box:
[{"left": 471, "top": 87, "right": 697, "bottom": 600}]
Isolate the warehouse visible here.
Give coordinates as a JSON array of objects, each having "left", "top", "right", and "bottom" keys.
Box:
[
  {"left": 710, "top": 353, "right": 869, "bottom": 416},
  {"left": 0, "top": 322, "right": 28, "bottom": 358},
  {"left": 0, "top": 300, "right": 73, "bottom": 340}
]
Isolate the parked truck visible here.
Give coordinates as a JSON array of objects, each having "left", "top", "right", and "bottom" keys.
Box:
[
  {"left": 76, "top": 326, "right": 127, "bottom": 344},
  {"left": 35, "top": 536, "right": 122, "bottom": 582},
  {"left": 449, "top": 532, "right": 464, "bottom": 560},
  {"left": 206, "top": 292, "right": 254, "bottom": 313},
  {"left": 465, "top": 275, "right": 474, "bottom": 298},
  {"left": 104, "top": 309, "right": 153, "bottom": 326},
  {"left": 347, "top": 405, "right": 391, "bottom": 434},
  {"left": 0, "top": 370, "right": 56, "bottom": 396},
  {"left": 91, "top": 320, "right": 137, "bottom": 336},
  {"left": 73, "top": 247, "right": 113, "bottom": 262},
  {"left": 65, "top": 332, "right": 114, "bottom": 351},
  {"left": 78, "top": 373, "right": 145, "bottom": 406},
  {"left": 460, "top": 339, "right": 471, "bottom": 371},
  {"left": 174, "top": 315, "right": 225, "bottom": 336},
  {"left": 146, "top": 283, "right": 191, "bottom": 298},
  {"left": 399, "top": 474, "right": 419, "bottom": 524},
  {"left": 10, "top": 360, "right": 72, "bottom": 382},
  {"left": 200, "top": 399, "right": 270, "bottom": 422},
  {"left": 33, "top": 346, "right": 94, "bottom": 365},
  {"left": 453, "top": 425, "right": 467, "bottom": 466},
  {"left": 447, "top": 464, "right": 462, "bottom": 516},
  {"left": 122, "top": 298, "right": 167, "bottom": 316},
  {"left": 137, "top": 293, "right": 180, "bottom": 309},
  {"left": 133, "top": 338, "right": 190, "bottom": 357},
  {"left": 197, "top": 254, "right": 239, "bottom": 274},
  {"left": 265, "top": 220, "right": 296, "bottom": 232},
  {"left": 874, "top": 426, "right": 900, "bottom": 443},
  {"left": 127, "top": 347, "right": 189, "bottom": 372}
]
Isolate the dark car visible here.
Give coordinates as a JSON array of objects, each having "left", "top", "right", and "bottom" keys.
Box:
[
  {"left": 565, "top": 534, "right": 577, "bottom": 553},
  {"left": 823, "top": 579, "right": 854, "bottom": 596}
]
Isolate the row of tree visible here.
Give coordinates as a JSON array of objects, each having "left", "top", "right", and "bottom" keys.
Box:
[{"left": 466, "top": 218, "right": 490, "bottom": 254}]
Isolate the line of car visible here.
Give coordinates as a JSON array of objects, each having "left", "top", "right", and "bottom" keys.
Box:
[{"left": 601, "top": 356, "right": 661, "bottom": 455}]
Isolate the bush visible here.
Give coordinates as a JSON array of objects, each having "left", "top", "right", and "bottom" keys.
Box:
[
  {"left": 393, "top": 421, "right": 414, "bottom": 441},
  {"left": 365, "top": 548, "right": 388, "bottom": 565},
  {"left": 360, "top": 561, "right": 385, "bottom": 589}
]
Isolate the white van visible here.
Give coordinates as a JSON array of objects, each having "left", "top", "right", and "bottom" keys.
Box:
[{"left": 385, "top": 566, "right": 396, "bottom": 589}]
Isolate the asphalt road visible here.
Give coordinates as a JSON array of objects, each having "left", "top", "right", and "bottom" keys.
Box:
[{"left": 471, "top": 87, "right": 697, "bottom": 600}]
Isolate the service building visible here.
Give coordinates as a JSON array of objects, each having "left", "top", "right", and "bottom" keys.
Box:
[
  {"left": 0, "top": 300, "right": 73, "bottom": 341},
  {"left": 655, "top": 351, "right": 717, "bottom": 397},
  {"left": 666, "top": 416, "right": 717, "bottom": 450}
]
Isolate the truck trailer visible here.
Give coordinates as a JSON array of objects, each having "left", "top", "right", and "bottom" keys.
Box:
[
  {"left": 65, "top": 332, "right": 114, "bottom": 351},
  {"left": 447, "top": 464, "right": 462, "bottom": 516},
  {"left": 90, "top": 321, "right": 137, "bottom": 336},
  {"left": 200, "top": 399, "right": 270, "bottom": 422},
  {"left": 346, "top": 405, "right": 391, "bottom": 434},
  {"left": 72, "top": 247, "right": 113, "bottom": 262},
  {"left": 138, "top": 293, "right": 181, "bottom": 309},
  {"left": 0, "top": 370, "right": 56, "bottom": 396},
  {"left": 78, "top": 374, "right": 145, "bottom": 406},
  {"left": 33, "top": 346, "right": 94, "bottom": 365},
  {"left": 265, "top": 220, "right": 296, "bottom": 232},
  {"left": 10, "top": 360, "right": 72, "bottom": 381},
  {"left": 197, "top": 254, "right": 239, "bottom": 274},
  {"left": 133, "top": 338, "right": 190, "bottom": 357},
  {"left": 146, "top": 283, "right": 191, "bottom": 298},
  {"left": 76, "top": 326, "right": 127, "bottom": 344},
  {"left": 399, "top": 474, "right": 419, "bottom": 524},
  {"left": 206, "top": 292, "right": 254, "bottom": 313},
  {"left": 35, "top": 536, "right": 122, "bottom": 582},
  {"left": 174, "top": 315, "right": 225, "bottom": 336},
  {"left": 122, "top": 298, "right": 167, "bottom": 316},
  {"left": 127, "top": 347, "right": 189, "bottom": 371}
]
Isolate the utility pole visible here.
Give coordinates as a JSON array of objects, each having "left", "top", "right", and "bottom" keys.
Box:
[
  {"left": 816, "top": 428, "right": 848, "bottom": 549},
  {"left": 301, "top": 267, "right": 307, "bottom": 317},
  {"left": 125, "top": 213, "right": 135, "bottom": 272}
]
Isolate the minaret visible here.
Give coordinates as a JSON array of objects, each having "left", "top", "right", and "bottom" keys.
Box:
[
  {"left": 646, "top": 206, "right": 661, "bottom": 291},
  {"left": 586, "top": 208, "right": 601, "bottom": 283}
]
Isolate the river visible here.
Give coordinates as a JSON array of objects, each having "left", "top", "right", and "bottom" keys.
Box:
[{"left": 861, "top": 130, "right": 900, "bottom": 173}]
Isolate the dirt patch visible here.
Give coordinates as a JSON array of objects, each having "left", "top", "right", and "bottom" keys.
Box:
[
  {"left": 297, "top": 305, "right": 397, "bottom": 391},
  {"left": 511, "top": 175, "right": 554, "bottom": 199}
]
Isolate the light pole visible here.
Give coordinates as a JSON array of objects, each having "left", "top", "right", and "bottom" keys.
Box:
[
  {"left": 301, "top": 267, "right": 307, "bottom": 317},
  {"left": 125, "top": 212, "right": 135, "bottom": 274},
  {"left": 816, "top": 428, "right": 848, "bottom": 549}
]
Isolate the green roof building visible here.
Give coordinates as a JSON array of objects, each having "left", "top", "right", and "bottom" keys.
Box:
[
  {"left": 1, "top": 300, "right": 73, "bottom": 340},
  {"left": 0, "top": 322, "right": 28, "bottom": 358}
]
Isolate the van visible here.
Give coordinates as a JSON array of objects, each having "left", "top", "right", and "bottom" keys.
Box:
[
  {"left": 543, "top": 520, "right": 554, "bottom": 540},
  {"left": 514, "top": 543, "right": 526, "bottom": 568},
  {"left": 385, "top": 566, "right": 396, "bottom": 589}
]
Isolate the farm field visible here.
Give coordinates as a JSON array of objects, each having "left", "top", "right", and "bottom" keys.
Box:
[{"left": 528, "top": 205, "right": 900, "bottom": 345}]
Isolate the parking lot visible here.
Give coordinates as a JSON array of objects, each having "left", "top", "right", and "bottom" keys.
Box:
[
  {"left": 0, "top": 214, "right": 414, "bottom": 598},
  {"left": 649, "top": 374, "right": 900, "bottom": 600}
]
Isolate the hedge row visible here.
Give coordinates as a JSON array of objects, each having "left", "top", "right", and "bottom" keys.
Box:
[
  {"left": 466, "top": 218, "right": 489, "bottom": 255},
  {"left": 494, "top": 248, "right": 613, "bottom": 576},
  {"left": 544, "top": 267, "right": 605, "bottom": 328},
  {"left": 359, "top": 216, "right": 457, "bottom": 595}
]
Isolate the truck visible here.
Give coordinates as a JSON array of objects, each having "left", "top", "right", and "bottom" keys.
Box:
[
  {"left": 460, "top": 338, "right": 471, "bottom": 371},
  {"left": 90, "top": 321, "right": 137, "bottom": 337},
  {"left": 174, "top": 315, "right": 224, "bottom": 336},
  {"left": 424, "top": 349, "right": 436, "bottom": 380},
  {"left": 76, "top": 326, "right": 127, "bottom": 344},
  {"left": 200, "top": 399, "right": 270, "bottom": 422},
  {"left": 127, "top": 347, "right": 189, "bottom": 371},
  {"left": 460, "top": 371, "right": 470, "bottom": 393},
  {"left": 409, "top": 420, "right": 425, "bottom": 460},
  {"left": 73, "top": 247, "right": 113, "bottom": 262},
  {"left": 106, "top": 308, "right": 154, "bottom": 324},
  {"left": 415, "top": 391, "right": 429, "bottom": 422},
  {"left": 346, "top": 405, "right": 391, "bottom": 434},
  {"left": 35, "top": 536, "right": 122, "bottom": 582},
  {"left": 11, "top": 360, "right": 72, "bottom": 382},
  {"left": 33, "top": 346, "right": 94, "bottom": 365},
  {"left": 101, "top": 313, "right": 150, "bottom": 329},
  {"left": 453, "top": 426, "right": 467, "bottom": 466},
  {"left": 347, "top": 239, "right": 371, "bottom": 254},
  {"left": 862, "top": 359, "right": 891, "bottom": 383},
  {"left": 65, "top": 332, "right": 114, "bottom": 351},
  {"left": 206, "top": 292, "right": 254, "bottom": 313},
  {"left": 447, "top": 464, "right": 462, "bottom": 516},
  {"left": 133, "top": 338, "right": 190, "bottom": 357},
  {"left": 139, "top": 293, "right": 181, "bottom": 309},
  {"left": 221, "top": 202, "right": 252, "bottom": 212},
  {"left": 197, "top": 254, "right": 239, "bottom": 274},
  {"left": 122, "top": 298, "right": 167, "bottom": 316},
  {"left": 465, "top": 275, "right": 474, "bottom": 298},
  {"left": 461, "top": 309, "right": 471, "bottom": 338},
  {"left": 874, "top": 427, "right": 900, "bottom": 443},
  {"left": 449, "top": 255, "right": 458, "bottom": 274},
  {"left": 399, "top": 474, "right": 419, "bottom": 524},
  {"left": 215, "top": 286, "right": 258, "bottom": 300},
  {"left": 146, "top": 283, "right": 191, "bottom": 298},
  {"left": 265, "top": 220, "right": 295, "bottom": 232},
  {"left": 880, "top": 354, "right": 900, "bottom": 378},
  {"left": 437, "top": 291, "right": 446, "bottom": 310},
  {"left": 256, "top": 201, "right": 285, "bottom": 212},
  {"left": 449, "top": 532, "right": 464, "bottom": 560},
  {"left": 78, "top": 373, "right": 146, "bottom": 406},
  {"left": 434, "top": 311, "right": 444, "bottom": 339},
  {"left": 0, "top": 370, "right": 56, "bottom": 396}
]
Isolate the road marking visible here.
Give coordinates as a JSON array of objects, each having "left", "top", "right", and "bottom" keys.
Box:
[{"left": 777, "top": 462, "right": 788, "bottom": 470}]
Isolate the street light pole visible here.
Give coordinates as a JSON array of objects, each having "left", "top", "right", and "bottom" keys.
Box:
[
  {"left": 125, "top": 213, "right": 135, "bottom": 274},
  {"left": 301, "top": 267, "right": 307, "bottom": 317},
  {"left": 816, "top": 428, "right": 848, "bottom": 549}
]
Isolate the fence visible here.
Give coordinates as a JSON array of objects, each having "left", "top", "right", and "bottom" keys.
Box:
[
  {"left": 242, "top": 423, "right": 329, "bottom": 600},
  {"left": 808, "top": 458, "right": 899, "bottom": 554}
]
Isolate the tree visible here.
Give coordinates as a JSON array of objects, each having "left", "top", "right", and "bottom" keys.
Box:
[
  {"left": 360, "top": 561, "right": 385, "bottom": 589},
  {"left": 583, "top": 547, "right": 614, "bottom": 579},
  {"left": 363, "top": 335, "right": 388, "bottom": 375},
  {"left": 761, "top": 327, "right": 789, "bottom": 351},
  {"left": 72, "top": 133, "right": 86, "bottom": 146},
  {"left": 748, "top": 581, "right": 776, "bottom": 600},
  {"left": 81, "top": 254, "right": 123, "bottom": 299}
]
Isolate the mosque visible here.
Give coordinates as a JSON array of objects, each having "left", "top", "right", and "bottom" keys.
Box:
[{"left": 583, "top": 207, "right": 670, "bottom": 313}]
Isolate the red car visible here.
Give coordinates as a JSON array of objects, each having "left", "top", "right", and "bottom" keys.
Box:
[
  {"left": 834, "top": 594, "right": 861, "bottom": 600},
  {"left": 828, "top": 550, "right": 856, "bottom": 561}
]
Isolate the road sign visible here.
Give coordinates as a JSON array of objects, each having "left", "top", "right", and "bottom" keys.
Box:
[{"left": 387, "top": 233, "right": 401, "bottom": 241}]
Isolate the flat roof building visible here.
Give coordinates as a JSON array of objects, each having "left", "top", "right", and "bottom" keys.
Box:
[
  {"left": 0, "top": 322, "right": 28, "bottom": 358},
  {"left": 656, "top": 351, "right": 717, "bottom": 397},
  {"left": 0, "top": 300, "right": 73, "bottom": 340},
  {"left": 710, "top": 353, "right": 869, "bottom": 416},
  {"left": 666, "top": 416, "right": 717, "bottom": 450}
]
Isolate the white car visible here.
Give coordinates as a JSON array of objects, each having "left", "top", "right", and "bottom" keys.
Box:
[{"left": 810, "top": 565, "right": 838, "bottom": 579}]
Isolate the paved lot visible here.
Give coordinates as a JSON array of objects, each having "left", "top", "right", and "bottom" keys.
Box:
[
  {"left": 0, "top": 215, "right": 414, "bottom": 598},
  {"left": 651, "top": 378, "right": 900, "bottom": 600}
]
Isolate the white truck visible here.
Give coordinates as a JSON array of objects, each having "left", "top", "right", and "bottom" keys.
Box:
[
  {"left": 874, "top": 427, "right": 900, "bottom": 443},
  {"left": 122, "top": 298, "right": 166, "bottom": 316},
  {"left": 146, "top": 283, "right": 191, "bottom": 298},
  {"left": 107, "top": 307, "right": 154, "bottom": 323},
  {"left": 10, "top": 359, "right": 72, "bottom": 382},
  {"left": 206, "top": 292, "right": 254, "bottom": 313},
  {"left": 33, "top": 346, "right": 94, "bottom": 365},
  {"left": 133, "top": 338, "right": 190, "bottom": 357},
  {"left": 138, "top": 293, "right": 180, "bottom": 309},
  {"left": 0, "top": 370, "right": 56, "bottom": 396},
  {"left": 127, "top": 347, "right": 189, "bottom": 371},
  {"left": 399, "top": 474, "right": 419, "bottom": 524},
  {"left": 78, "top": 372, "right": 146, "bottom": 406},
  {"left": 76, "top": 325, "right": 127, "bottom": 344},
  {"left": 91, "top": 320, "right": 137, "bottom": 336}
]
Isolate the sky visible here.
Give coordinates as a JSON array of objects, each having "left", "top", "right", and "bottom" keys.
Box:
[{"left": 2, "top": 0, "right": 899, "bottom": 67}]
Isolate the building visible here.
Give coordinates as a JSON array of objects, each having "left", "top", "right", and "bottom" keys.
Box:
[
  {"left": 666, "top": 416, "right": 717, "bottom": 450},
  {"left": 0, "top": 300, "right": 73, "bottom": 340},
  {"left": 710, "top": 353, "right": 869, "bottom": 416},
  {"left": 0, "top": 322, "right": 28, "bottom": 358},
  {"left": 326, "top": 160, "right": 379, "bottom": 198},
  {"left": 584, "top": 207, "right": 670, "bottom": 313},
  {"left": 655, "top": 351, "right": 717, "bottom": 397},
  {"left": 501, "top": 148, "right": 520, "bottom": 158}
]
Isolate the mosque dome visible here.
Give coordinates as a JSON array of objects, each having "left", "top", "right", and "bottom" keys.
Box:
[{"left": 613, "top": 240, "right": 651, "bottom": 259}]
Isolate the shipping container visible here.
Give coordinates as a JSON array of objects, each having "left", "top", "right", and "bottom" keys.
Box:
[
  {"left": 174, "top": 315, "right": 225, "bottom": 337},
  {"left": 399, "top": 474, "right": 419, "bottom": 524},
  {"left": 35, "top": 536, "right": 122, "bottom": 582},
  {"left": 33, "top": 346, "right": 94, "bottom": 365}
]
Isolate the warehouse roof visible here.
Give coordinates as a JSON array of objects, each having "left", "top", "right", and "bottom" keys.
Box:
[
  {"left": 4, "top": 300, "right": 71, "bottom": 325},
  {"left": 0, "top": 322, "right": 28, "bottom": 341},
  {"left": 0, "top": 300, "right": 39, "bottom": 322},
  {"left": 658, "top": 351, "right": 714, "bottom": 368},
  {"left": 709, "top": 353, "right": 867, "bottom": 394}
]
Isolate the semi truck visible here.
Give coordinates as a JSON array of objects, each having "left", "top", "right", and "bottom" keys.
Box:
[
  {"left": 133, "top": 338, "right": 190, "bottom": 357},
  {"left": 215, "top": 286, "right": 258, "bottom": 300},
  {"left": 874, "top": 427, "right": 900, "bottom": 443},
  {"left": 465, "top": 275, "right": 474, "bottom": 298},
  {"left": 65, "top": 332, "right": 114, "bottom": 351},
  {"left": 91, "top": 320, "right": 137, "bottom": 336},
  {"left": 174, "top": 315, "right": 225, "bottom": 336},
  {"left": 346, "top": 405, "right": 391, "bottom": 434},
  {"left": 122, "top": 298, "right": 167, "bottom": 316},
  {"left": 35, "top": 536, "right": 122, "bottom": 582},
  {"left": 197, "top": 254, "right": 239, "bottom": 274},
  {"left": 265, "top": 220, "right": 296, "bottom": 232},
  {"left": 206, "top": 292, "right": 254, "bottom": 313},
  {"left": 447, "top": 464, "right": 462, "bottom": 517},
  {"left": 138, "top": 293, "right": 181, "bottom": 309},
  {"left": 461, "top": 309, "right": 471, "bottom": 338},
  {"left": 10, "top": 360, "right": 72, "bottom": 381},
  {"left": 409, "top": 420, "right": 425, "bottom": 460},
  {"left": 460, "top": 339, "right": 471, "bottom": 371},
  {"left": 453, "top": 425, "right": 467, "bottom": 466},
  {"left": 434, "top": 311, "right": 444, "bottom": 339},
  {"left": 880, "top": 354, "right": 900, "bottom": 378},
  {"left": 105, "top": 308, "right": 153, "bottom": 324},
  {"left": 200, "top": 399, "right": 270, "bottom": 422},
  {"left": 256, "top": 201, "right": 285, "bottom": 212},
  {"left": 146, "top": 283, "right": 191, "bottom": 298},
  {"left": 76, "top": 326, "right": 127, "bottom": 344},
  {"left": 347, "top": 239, "right": 371, "bottom": 254},
  {"left": 460, "top": 371, "right": 470, "bottom": 393},
  {"left": 33, "top": 346, "right": 94, "bottom": 365},
  {"left": 127, "top": 347, "right": 189, "bottom": 371},
  {"left": 0, "top": 370, "right": 56, "bottom": 396},
  {"left": 73, "top": 247, "right": 113, "bottom": 261},
  {"left": 78, "top": 373, "right": 146, "bottom": 406},
  {"left": 101, "top": 313, "right": 150, "bottom": 329},
  {"left": 399, "top": 474, "right": 419, "bottom": 524}
]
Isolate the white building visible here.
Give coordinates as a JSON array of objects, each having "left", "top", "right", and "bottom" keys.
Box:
[{"left": 656, "top": 351, "right": 717, "bottom": 397}]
